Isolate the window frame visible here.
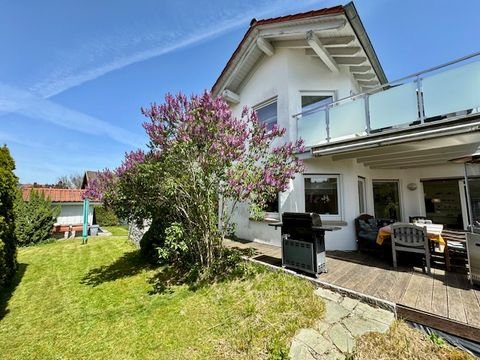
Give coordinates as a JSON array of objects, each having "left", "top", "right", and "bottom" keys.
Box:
[
  {"left": 254, "top": 97, "right": 278, "bottom": 131},
  {"left": 304, "top": 173, "right": 343, "bottom": 221},
  {"left": 372, "top": 179, "right": 402, "bottom": 221},
  {"left": 264, "top": 194, "right": 280, "bottom": 219},
  {"left": 358, "top": 176, "right": 367, "bottom": 214},
  {"left": 299, "top": 90, "right": 336, "bottom": 114}
]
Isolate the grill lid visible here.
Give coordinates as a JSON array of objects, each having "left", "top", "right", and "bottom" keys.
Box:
[
  {"left": 282, "top": 212, "right": 322, "bottom": 227},
  {"left": 281, "top": 212, "right": 322, "bottom": 242}
]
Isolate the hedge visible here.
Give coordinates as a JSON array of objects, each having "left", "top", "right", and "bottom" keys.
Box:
[
  {"left": 15, "top": 190, "right": 59, "bottom": 246},
  {"left": 0, "top": 146, "right": 18, "bottom": 287},
  {"left": 94, "top": 205, "right": 119, "bottom": 226}
]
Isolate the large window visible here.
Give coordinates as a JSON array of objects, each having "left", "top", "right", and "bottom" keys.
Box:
[
  {"left": 423, "top": 179, "right": 463, "bottom": 229},
  {"left": 255, "top": 99, "right": 277, "bottom": 131},
  {"left": 301, "top": 94, "right": 333, "bottom": 113},
  {"left": 304, "top": 175, "right": 340, "bottom": 217}
]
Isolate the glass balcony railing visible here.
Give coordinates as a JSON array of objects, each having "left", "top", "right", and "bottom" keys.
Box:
[{"left": 295, "top": 52, "right": 480, "bottom": 147}]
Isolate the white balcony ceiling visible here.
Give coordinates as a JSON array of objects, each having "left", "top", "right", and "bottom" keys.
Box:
[{"left": 328, "top": 132, "right": 480, "bottom": 169}]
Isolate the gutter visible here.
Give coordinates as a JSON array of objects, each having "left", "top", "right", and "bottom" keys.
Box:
[{"left": 344, "top": 1, "right": 388, "bottom": 85}]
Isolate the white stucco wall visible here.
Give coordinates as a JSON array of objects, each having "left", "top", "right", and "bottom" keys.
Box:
[
  {"left": 232, "top": 48, "right": 358, "bottom": 141},
  {"left": 55, "top": 203, "right": 94, "bottom": 226},
  {"left": 232, "top": 155, "right": 468, "bottom": 250},
  {"left": 227, "top": 47, "right": 469, "bottom": 250},
  {"left": 229, "top": 48, "right": 359, "bottom": 249}
]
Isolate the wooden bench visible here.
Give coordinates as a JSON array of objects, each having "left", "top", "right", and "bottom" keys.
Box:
[{"left": 52, "top": 224, "right": 84, "bottom": 238}]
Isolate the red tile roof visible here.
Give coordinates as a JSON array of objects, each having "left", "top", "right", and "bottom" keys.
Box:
[
  {"left": 22, "top": 187, "right": 86, "bottom": 203},
  {"left": 212, "top": 5, "right": 345, "bottom": 94},
  {"left": 252, "top": 6, "right": 344, "bottom": 26}
]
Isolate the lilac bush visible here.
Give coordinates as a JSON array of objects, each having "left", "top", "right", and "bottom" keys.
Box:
[{"left": 86, "top": 91, "right": 304, "bottom": 268}]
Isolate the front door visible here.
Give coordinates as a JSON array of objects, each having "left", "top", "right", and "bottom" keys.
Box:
[{"left": 422, "top": 179, "right": 464, "bottom": 230}]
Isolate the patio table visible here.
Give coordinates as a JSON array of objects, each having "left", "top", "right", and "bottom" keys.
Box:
[{"left": 376, "top": 223, "right": 445, "bottom": 245}]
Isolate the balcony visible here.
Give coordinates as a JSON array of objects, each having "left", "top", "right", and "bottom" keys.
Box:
[{"left": 296, "top": 52, "right": 480, "bottom": 150}]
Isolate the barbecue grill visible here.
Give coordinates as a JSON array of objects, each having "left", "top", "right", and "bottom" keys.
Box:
[{"left": 270, "top": 212, "right": 339, "bottom": 275}]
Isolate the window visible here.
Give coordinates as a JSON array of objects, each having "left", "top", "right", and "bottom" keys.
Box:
[
  {"left": 372, "top": 180, "right": 400, "bottom": 221},
  {"left": 255, "top": 99, "right": 277, "bottom": 131},
  {"left": 358, "top": 177, "right": 366, "bottom": 214},
  {"left": 264, "top": 194, "right": 279, "bottom": 213},
  {"left": 301, "top": 94, "right": 333, "bottom": 113},
  {"left": 423, "top": 179, "right": 464, "bottom": 229},
  {"left": 304, "top": 175, "right": 340, "bottom": 217}
]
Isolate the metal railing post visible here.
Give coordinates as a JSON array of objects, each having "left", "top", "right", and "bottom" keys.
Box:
[
  {"left": 416, "top": 76, "right": 425, "bottom": 124},
  {"left": 364, "top": 94, "right": 371, "bottom": 134},
  {"left": 325, "top": 108, "right": 330, "bottom": 143},
  {"left": 295, "top": 115, "right": 299, "bottom": 142}
]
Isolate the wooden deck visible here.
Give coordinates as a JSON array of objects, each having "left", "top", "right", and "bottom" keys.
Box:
[{"left": 224, "top": 239, "right": 480, "bottom": 335}]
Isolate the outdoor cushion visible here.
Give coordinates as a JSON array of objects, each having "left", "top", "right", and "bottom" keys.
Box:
[
  {"left": 358, "top": 230, "right": 378, "bottom": 242},
  {"left": 358, "top": 219, "right": 378, "bottom": 232}
]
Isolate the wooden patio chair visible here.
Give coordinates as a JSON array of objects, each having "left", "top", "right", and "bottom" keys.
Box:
[
  {"left": 391, "top": 223, "right": 431, "bottom": 274},
  {"left": 442, "top": 229, "right": 468, "bottom": 272}
]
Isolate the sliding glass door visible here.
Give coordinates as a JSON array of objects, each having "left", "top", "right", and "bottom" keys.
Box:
[
  {"left": 422, "top": 179, "right": 464, "bottom": 230},
  {"left": 465, "top": 162, "right": 480, "bottom": 231}
]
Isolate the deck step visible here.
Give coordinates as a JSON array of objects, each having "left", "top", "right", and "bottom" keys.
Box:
[{"left": 397, "top": 304, "right": 480, "bottom": 343}]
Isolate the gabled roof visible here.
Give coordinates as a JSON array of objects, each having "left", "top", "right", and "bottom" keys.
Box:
[
  {"left": 22, "top": 187, "right": 86, "bottom": 203},
  {"left": 212, "top": 2, "right": 387, "bottom": 98},
  {"left": 81, "top": 170, "right": 99, "bottom": 189}
]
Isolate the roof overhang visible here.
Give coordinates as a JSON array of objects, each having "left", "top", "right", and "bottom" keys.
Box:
[
  {"left": 309, "top": 115, "right": 480, "bottom": 169},
  {"left": 53, "top": 201, "right": 101, "bottom": 205},
  {"left": 212, "top": 2, "right": 387, "bottom": 99}
]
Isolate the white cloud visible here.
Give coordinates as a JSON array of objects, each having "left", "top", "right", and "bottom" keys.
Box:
[
  {"left": 0, "top": 83, "right": 144, "bottom": 148},
  {"left": 1, "top": 0, "right": 323, "bottom": 154},
  {"left": 28, "top": 0, "right": 323, "bottom": 98},
  {"left": 0, "top": 130, "right": 45, "bottom": 149}
]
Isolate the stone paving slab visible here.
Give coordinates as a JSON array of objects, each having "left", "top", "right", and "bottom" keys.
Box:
[{"left": 290, "top": 286, "right": 395, "bottom": 359}]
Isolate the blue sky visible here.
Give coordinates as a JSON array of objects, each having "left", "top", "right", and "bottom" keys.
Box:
[{"left": 1, "top": 0, "right": 479, "bottom": 184}]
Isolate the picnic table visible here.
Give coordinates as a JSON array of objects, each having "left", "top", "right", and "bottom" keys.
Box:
[{"left": 376, "top": 223, "right": 445, "bottom": 245}]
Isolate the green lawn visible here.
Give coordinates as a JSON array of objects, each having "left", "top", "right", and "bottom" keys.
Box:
[
  {"left": 0, "top": 236, "right": 324, "bottom": 359},
  {"left": 102, "top": 225, "right": 129, "bottom": 236}
]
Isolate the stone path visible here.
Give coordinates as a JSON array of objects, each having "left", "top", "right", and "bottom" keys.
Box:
[{"left": 289, "top": 287, "right": 395, "bottom": 360}]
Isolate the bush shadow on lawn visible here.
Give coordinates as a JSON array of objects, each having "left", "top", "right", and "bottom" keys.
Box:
[
  {"left": 81, "top": 246, "right": 262, "bottom": 295},
  {"left": 81, "top": 250, "right": 153, "bottom": 287},
  {"left": 0, "top": 263, "right": 27, "bottom": 321},
  {"left": 148, "top": 248, "right": 262, "bottom": 295}
]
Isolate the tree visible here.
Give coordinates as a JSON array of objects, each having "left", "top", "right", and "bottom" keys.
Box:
[
  {"left": 0, "top": 145, "right": 18, "bottom": 287},
  {"left": 56, "top": 173, "right": 83, "bottom": 189},
  {"left": 85, "top": 91, "right": 304, "bottom": 270},
  {"left": 15, "top": 190, "right": 59, "bottom": 246}
]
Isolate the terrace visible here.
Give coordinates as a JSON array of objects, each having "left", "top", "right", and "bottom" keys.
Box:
[{"left": 225, "top": 238, "right": 480, "bottom": 344}]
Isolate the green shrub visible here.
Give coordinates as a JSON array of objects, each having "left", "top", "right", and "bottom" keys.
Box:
[
  {"left": 139, "top": 217, "right": 168, "bottom": 263},
  {"left": 15, "top": 190, "right": 59, "bottom": 246},
  {"left": 157, "top": 222, "right": 189, "bottom": 265},
  {"left": 94, "top": 205, "right": 119, "bottom": 226},
  {"left": 0, "top": 146, "right": 18, "bottom": 287}
]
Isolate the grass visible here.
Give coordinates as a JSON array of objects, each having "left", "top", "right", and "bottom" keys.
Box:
[
  {"left": 354, "top": 320, "right": 475, "bottom": 360},
  {"left": 0, "top": 235, "right": 324, "bottom": 359},
  {"left": 102, "top": 225, "right": 129, "bottom": 236}
]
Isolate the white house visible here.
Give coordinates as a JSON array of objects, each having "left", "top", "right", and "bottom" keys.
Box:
[
  {"left": 212, "top": 2, "right": 480, "bottom": 251},
  {"left": 22, "top": 186, "right": 96, "bottom": 235}
]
